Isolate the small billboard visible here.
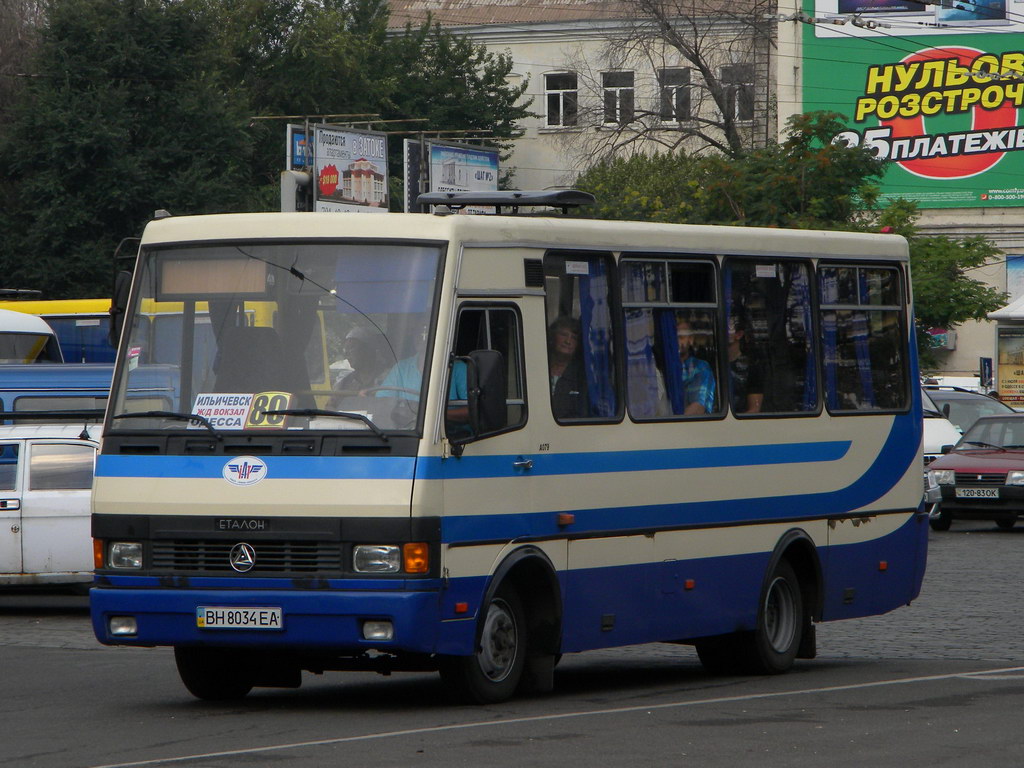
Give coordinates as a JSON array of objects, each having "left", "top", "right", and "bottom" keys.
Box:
[
  {"left": 404, "top": 140, "right": 500, "bottom": 212},
  {"left": 314, "top": 126, "right": 389, "bottom": 213}
]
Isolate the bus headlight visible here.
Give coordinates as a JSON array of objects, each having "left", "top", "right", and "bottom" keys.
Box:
[
  {"left": 929, "top": 469, "right": 955, "bottom": 486},
  {"left": 108, "top": 542, "right": 143, "bottom": 569},
  {"left": 353, "top": 545, "right": 401, "bottom": 573}
]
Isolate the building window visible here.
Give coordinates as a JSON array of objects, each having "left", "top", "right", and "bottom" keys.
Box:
[
  {"left": 658, "top": 68, "right": 691, "bottom": 122},
  {"left": 602, "top": 71, "right": 634, "bottom": 125},
  {"left": 545, "top": 72, "right": 578, "bottom": 127},
  {"left": 721, "top": 64, "right": 755, "bottom": 122}
]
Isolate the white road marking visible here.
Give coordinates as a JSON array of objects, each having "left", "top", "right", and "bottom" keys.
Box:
[{"left": 88, "top": 664, "right": 1024, "bottom": 768}]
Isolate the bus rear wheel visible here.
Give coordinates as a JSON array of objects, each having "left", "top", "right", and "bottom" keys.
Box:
[
  {"left": 696, "top": 559, "right": 804, "bottom": 676},
  {"left": 174, "top": 647, "right": 254, "bottom": 701},
  {"left": 440, "top": 585, "right": 526, "bottom": 704}
]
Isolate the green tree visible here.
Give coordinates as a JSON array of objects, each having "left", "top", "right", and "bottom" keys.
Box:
[
  {"left": 560, "top": 152, "right": 702, "bottom": 223},
  {"left": 694, "top": 112, "right": 886, "bottom": 228},
  {"left": 574, "top": 112, "right": 886, "bottom": 229},
  {"left": 878, "top": 200, "right": 1007, "bottom": 368},
  {"left": 0, "top": 0, "right": 255, "bottom": 297}
]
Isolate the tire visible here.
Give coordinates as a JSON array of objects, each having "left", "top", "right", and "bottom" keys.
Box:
[
  {"left": 698, "top": 559, "right": 804, "bottom": 676},
  {"left": 745, "top": 559, "right": 803, "bottom": 674},
  {"left": 440, "top": 585, "right": 527, "bottom": 704},
  {"left": 174, "top": 647, "right": 254, "bottom": 701},
  {"left": 996, "top": 515, "right": 1017, "bottom": 530},
  {"left": 929, "top": 508, "right": 952, "bottom": 532}
]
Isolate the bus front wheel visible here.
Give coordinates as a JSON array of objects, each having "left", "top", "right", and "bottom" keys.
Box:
[
  {"left": 174, "top": 647, "right": 254, "bottom": 701},
  {"left": 440, "top": 585, "right": 527, "bottom": 704}
]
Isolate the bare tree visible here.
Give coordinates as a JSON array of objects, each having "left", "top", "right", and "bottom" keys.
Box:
[
  {"left": 563, "top": 0, "right": 777, "bottom": 164},
  {"left": 0, "top": 0, "right": 44, "bottom": 124}
]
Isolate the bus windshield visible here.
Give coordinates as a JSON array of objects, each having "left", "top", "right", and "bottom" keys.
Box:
[{"left": 109, "top": 241, "right": 443, "bottom": 434}]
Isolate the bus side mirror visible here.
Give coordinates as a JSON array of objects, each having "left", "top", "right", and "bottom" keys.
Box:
[
  {"left": 449, "top": 349, "right": 507, "bottom": 452},
  {"left": 109, "top": 270, "right": 132, "bottom": 349},
  {"left": 941, "top": 403, "right": 951, "bottom": 419},
  {"left": 469, "top": 349, "right": 507, "bottom": 434}
]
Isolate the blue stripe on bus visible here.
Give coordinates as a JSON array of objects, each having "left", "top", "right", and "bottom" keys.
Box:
[
  {"left": 95, "top": 454, "right": 419, "bottom": 480},
  {"left": 95, "top": 440, "right": 849, "bottom": 480},
  {"left": 442, "top": 412, "right": 922, "bottom": 539},
  {"left": 415, "top": 440, "right": 851, "bottom": 479}
]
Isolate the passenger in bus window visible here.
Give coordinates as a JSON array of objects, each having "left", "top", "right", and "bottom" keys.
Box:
[
  {"left": 548, "top": 316, "right": 586, "bottom": 419},
  {"left": 675, "top": 317, "right": 716, "bottom": 415},
  {"left": 727, "top": 311, "right": 764, "bottom": 414}
]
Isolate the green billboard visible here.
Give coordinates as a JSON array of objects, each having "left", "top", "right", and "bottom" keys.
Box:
[{"left": 803, "top": 0, "right": 1024, "bottom": 208}]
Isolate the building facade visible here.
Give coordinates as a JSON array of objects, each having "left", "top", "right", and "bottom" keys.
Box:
[{"left": 389, "top": 1, "right": 777, "bottom": 189}]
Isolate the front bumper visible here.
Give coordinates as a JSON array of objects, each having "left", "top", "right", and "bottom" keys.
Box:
[
  {"left": 90, "top": 582, "right": 447, "bottom": 654},
  {"left": 937, "top": 485, "right": 1024, "bottom": 518}
]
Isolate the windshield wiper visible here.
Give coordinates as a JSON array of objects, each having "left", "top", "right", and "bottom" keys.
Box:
[
  {"left": 112, "top": 410, "right": 222, "bottom": 439},
  {"left": 961, "top": 440, "right": 1005, "bottom": 451},
  {"left": 261, "top": 409, "right": 388, "bottom": 442}
]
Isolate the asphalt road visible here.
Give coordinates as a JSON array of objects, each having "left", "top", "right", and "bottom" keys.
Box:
[{"left": 3, "top": 520, "right": 1024, "bottom": 768}]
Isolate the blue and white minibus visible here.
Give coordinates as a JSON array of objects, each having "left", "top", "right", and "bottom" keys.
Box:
[{"left": 90, "top": 193, "right": 927, "bottom": 703}]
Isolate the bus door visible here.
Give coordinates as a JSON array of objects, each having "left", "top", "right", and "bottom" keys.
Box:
[
  {"left": 19, "top": 440, "right": 96, "bottom": 575},
  {"left": 442, "top": 303, "right": 544, "bottom": 576}
]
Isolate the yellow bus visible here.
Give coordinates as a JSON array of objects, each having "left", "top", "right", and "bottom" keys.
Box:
[{"left": 0, "top": 299, "right": 112, "bottom": 363}]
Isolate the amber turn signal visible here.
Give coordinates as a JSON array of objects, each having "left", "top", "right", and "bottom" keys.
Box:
[{"left": 403, "top": 542, "right": 429, "bottom": 573}]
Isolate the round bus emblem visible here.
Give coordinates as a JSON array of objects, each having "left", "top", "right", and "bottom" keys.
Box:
[
  {"left": 229, "top": 543, "right": 256, "bottom": 573},
  {"left": 223, "top": 456, "right": 267, "bottom": 486}
]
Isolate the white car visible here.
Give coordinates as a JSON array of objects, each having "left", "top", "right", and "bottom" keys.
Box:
[
  {"left": 922, "top": 388, "right": 963, "bottom": 509},
  {"left": 0, "top": 423, "right": 99, "bottom": 588}
]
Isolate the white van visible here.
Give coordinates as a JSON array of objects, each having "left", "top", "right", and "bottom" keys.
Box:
[
  {"left": 0, "top": 423, "right": 98, "bottom": 587},
  {"left": 922, "top": 387, "right": 962, "bottom": 466},
  {"left": 922, "top": 387, "right": 961, "bottom": 514}
]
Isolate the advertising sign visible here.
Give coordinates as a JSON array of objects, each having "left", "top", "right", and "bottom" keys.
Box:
[
  {"left": 286, "top": 125, "right": 310, "bottom": 170},
  {"left": 403, "top": 140, "right": 500, "bottom": 212},
  {"left": 313, "top": 126, "right": 388, "bottom": 213},
  {"left": 997, "top": 326, "right": 1024, "bottom": 405},
  {"left": 803, "top": 0, "right": 1024, "bottom": 208}
]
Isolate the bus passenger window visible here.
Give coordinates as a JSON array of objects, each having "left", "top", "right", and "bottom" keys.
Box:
[
  {"left": 724, "top": 260, "right": 817, "bottom": 415},
  {"left": 819, "top": 265, "right": 908, "bottom": 412},
  {"left": 543, "top": 253, "right": 618, "bottom": 422},
  {"left": 621, "top": 258, "right": 720, "bottom": 419}
]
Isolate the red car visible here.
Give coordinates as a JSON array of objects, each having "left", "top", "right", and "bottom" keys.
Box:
[{"left": 928, "top": 414, "right": 1024, "bottom": 531}]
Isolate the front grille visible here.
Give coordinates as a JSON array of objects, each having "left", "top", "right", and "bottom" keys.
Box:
[
  {"left": 152, "top": 540, "right": 343, "bottom": 574},
  {"left": 954, "top": 472, "right": 1005, "bottom": 485}
]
